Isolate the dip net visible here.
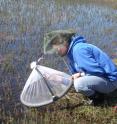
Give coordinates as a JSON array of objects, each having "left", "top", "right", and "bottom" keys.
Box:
[{"left": 20, "top": 64, "right": 72, "bottom": 107}]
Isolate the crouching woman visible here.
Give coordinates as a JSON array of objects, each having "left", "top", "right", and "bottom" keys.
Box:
[{"left": 44, "top": 30, "right": 117, "bottom": 105}]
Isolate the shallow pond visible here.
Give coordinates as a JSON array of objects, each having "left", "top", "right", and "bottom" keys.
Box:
[{"left": 0, "top": 0, "right": 117, "bottom": 123}]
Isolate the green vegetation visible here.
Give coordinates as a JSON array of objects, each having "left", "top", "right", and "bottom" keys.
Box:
[
  {"left": 0, "top": 0, "right": 117, "bottom": 123},
  {"left": 1, "top": 90, "right": 117, "bottom": 124}
]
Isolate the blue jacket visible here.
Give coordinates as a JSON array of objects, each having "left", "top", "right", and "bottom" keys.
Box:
[{"left": 67, "top": 34, "right": 117, "bottom": 81}]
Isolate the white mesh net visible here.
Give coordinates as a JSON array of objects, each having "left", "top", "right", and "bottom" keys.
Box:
[{"left": 20, "top": 65, "right": 72, "bottom": 107}]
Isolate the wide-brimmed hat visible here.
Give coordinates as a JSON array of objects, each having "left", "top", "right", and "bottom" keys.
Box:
[{"left": 43, "top": 29, "right": 76, "bottom": 54}]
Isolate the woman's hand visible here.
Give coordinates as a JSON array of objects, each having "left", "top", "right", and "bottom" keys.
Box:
[{"left": 71, "top": 73, "right": 81, "bottom": 80}]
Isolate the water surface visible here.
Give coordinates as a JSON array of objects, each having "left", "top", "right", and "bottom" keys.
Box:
[{"left": 0, "top": 0, "right": 117, "bottom": 122}]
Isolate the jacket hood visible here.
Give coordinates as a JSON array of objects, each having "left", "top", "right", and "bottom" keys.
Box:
[{"left": 67, "top": 34, "right": 86, "bottom": 54}]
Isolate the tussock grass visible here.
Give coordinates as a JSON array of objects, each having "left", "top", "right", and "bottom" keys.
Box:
[
  {"left": 1, "top": 88, "right": 117, "bottom": 124},
  {"left": 0, "top": 0, "right": 117, "bottom": 123}
]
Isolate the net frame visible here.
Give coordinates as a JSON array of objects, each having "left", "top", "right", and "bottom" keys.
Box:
[{"left": 20, "top": 65, "right": 73, "bottom": 107}]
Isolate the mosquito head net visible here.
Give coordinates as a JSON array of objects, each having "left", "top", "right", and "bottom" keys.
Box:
[{"left": 43, "top": 29, "right": 76, "bottom": 54}]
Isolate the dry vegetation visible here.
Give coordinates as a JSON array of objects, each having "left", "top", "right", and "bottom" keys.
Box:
[{"left": 0, "top": 0, "right": 117, "bottom": 123}]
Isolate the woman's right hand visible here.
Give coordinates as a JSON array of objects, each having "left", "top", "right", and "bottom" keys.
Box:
[{"left": 71, "top": 73, "right": 81, "bottom": 80}]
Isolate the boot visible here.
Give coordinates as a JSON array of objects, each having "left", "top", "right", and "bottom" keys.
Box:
[{"left": 88, "top": 92, "right": 105, "bottom": 106}]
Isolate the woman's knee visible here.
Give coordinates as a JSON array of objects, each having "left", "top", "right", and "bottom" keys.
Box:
[{"left": 73, "top": 78, "right": 85, "bottom": 92}]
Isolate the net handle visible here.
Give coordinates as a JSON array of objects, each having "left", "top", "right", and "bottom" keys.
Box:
[
  {"left": 35, "top": 67, "right": 58, "bottom": 101},
  {"left": 62, "top": 57, "right": 85, "bottom": 76}
]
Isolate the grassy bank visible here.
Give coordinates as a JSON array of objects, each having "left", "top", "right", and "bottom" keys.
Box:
[{"left": 1, "top": 90, "right": 117, "bottom": 124}]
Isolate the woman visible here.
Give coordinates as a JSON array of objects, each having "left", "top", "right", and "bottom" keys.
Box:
[{"left": 44, "top": 30, "right": 117, "bottom": 105}]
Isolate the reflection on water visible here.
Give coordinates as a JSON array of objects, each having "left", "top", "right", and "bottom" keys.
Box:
[{"left": 0, "top": 0, "right": 117, "bottom": 122}]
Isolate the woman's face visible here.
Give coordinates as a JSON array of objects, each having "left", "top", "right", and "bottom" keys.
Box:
[{"left": 52, "top": 43, "right": 68, "bottom": 57}]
